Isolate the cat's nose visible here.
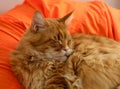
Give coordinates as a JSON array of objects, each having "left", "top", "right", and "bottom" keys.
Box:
[
  {"left": 62, "top": 47, "right": 73, "bottom": 56},
  {"left": 63, "top": 47, "right": 69, "bottom": 52},
  {"left": 63, "top": 48, "right": 68, "bottom": 51}
]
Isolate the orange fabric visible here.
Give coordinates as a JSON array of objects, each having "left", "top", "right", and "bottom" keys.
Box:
[
  {"left": 69, "top": 1, "right": 120, "bottom": 41},
  {"left": 0, "top": 0, "right": 120, "bottom": 89}
]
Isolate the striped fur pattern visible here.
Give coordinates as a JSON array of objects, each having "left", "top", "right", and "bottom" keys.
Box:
[
  {"left": 65, "top": 33, "right": 120, "bottom": 89},
  {"left": 11, "top": 11, "right": 120, "bottom": 89},
  {"left": 10, "top": 11, "right": 73, "bottom": 89}
]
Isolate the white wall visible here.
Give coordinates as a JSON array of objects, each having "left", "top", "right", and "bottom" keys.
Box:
[
  {"left": 0, "top": 0, "right": 24, "bottom": 14},
  {"left": 76, "top": 0, "right": 120, "bottom": 9},
  {"left": 0, "top": 0, "right": 120, "bottom": 14},
  {"left": 104, "top": 0, "right": 120, "bottom": 9}
]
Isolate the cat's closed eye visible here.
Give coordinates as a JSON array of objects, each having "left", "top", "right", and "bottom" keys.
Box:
[
  {"left": 68, "top": 39, "right": 72, "bottom": 44},
  {"left": 50, "top": 39, "right": 62, "bottom": 48}
]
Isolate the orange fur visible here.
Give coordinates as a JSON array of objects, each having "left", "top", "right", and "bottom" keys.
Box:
[
  {"left": 10, "top": 11, "right": 120, "bottom": 89},
  {"left": 65, "top": 33, "right": 120, "bottom": 89},
  {"left": 10, "top": 11, "right": 73, "bottom": 89}
]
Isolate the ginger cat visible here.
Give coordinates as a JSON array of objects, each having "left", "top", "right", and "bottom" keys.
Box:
[
  {"left": 65, "top": 34, "right": 120, "bottom": 89},
  {"left": 10, "top": 11, "right": 120, "bottom": 89},
  {"left": 10, "top": 11, "right": 74, "bottom": 89}
]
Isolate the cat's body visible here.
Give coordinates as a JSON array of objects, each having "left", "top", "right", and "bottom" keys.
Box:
[
  {"left": 10, "top": 11, "right": 120, "bottom": 89},
  {"left": 10, "top": 11, "right": 74, "bottom": 89},
  {"left": 65, "top": 34, "right": 120, "bottom": 89}
]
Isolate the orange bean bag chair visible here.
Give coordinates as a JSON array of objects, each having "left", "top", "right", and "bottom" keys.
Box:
[{"left": 1, "top": 0, "right": 120, "bottom": 89}]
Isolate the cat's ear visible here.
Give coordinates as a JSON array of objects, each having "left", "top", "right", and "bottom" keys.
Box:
[
  {"left": 31, "top": 11, "right": 46, "bottom": 32},
  {"left": 58, "top": 11, "right": 73, "bottom": 26}
]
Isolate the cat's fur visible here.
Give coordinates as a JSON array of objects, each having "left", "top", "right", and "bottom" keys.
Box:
[
  {"left": 10, "top": 11, "right": 74, "bottom": 89},
  {"left": 10, "top": 11, "right": 120, "bottom": 89},
  {"left": 65, "top": 34, "right": 120, "bottom": 89}
]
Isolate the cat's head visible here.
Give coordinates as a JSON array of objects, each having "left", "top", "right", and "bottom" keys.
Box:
[{"left": 25, "top": 11, "right": 73, "bottom": 61}]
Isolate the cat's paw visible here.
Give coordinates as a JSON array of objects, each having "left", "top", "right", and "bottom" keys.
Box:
[
  {"left": 64, "top": 74, "right": 83, "bottom": 89},
  {"left": 64, "top": 74, "right": 76, "bottom": 82},
  {"left": 72, "top": 79, "right": 83, "bottom": 89}
]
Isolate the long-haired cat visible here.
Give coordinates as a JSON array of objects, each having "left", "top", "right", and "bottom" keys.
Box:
[
  {"left": 65, "top": 34, "right": 120, "bottom": 89},
  {"left": 10, "top": 11, "right": 74, "bottom": 89},
  {"left": 10, "top": 11, "right": 120, "bottom": 89}
]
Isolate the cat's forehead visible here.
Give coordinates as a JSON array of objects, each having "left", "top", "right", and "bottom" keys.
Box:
[
  {"left": 42, "top": 18, "right": 71, "bottom": 40},
  {"left": 46, "top": 19, "right": 65, "bottom": 27},
  {"left": 45, "top": 19, "right": 66, "bottom": 32}
]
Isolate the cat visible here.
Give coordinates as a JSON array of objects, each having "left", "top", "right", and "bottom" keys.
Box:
[
  {"left": 10, "top": 11, "right": 120, "bottom": 89},
  {"left": 64, "top": 33, "right": 120, "bottom": 89},
  {"left": 10, "top": 11, "right": 74, "bottom": 89}
]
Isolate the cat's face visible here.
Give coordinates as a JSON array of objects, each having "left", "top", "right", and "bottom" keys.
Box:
[{"left": 26, "top": 11, "right": 73, "bottom": 61}]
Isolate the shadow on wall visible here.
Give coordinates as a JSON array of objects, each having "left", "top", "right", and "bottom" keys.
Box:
[
  {"left": 104, "top": 0, "right": 120, "bottom": 9},
  {"left": 76, "top": 0, "right": 120, "bottom": 9}
]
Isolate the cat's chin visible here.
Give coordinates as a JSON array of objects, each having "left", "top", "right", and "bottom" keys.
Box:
[
  {"left": 60, "top": 56, "right": 68, "bottom": 61},
  {"left": 55, "top": 56, "right": 68, "bottom": 62}
]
